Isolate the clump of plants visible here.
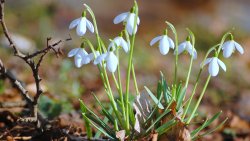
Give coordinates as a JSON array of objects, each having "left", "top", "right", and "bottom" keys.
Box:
[{"left": 66, "top": 1, "right": 244, "bottom": 140}]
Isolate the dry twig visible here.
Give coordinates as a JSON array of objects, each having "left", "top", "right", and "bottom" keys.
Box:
[{"left": 0, "top": 0, "right": 71, "bottom": 128}]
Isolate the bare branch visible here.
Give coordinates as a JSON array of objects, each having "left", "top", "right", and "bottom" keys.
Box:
[
  {"left": 0, "top": 1, "right": 71, "bottom": 128},
  {"left": 0, "top": 61, "right": 33, "bottom": 104},
  {"left": 0, "top": 0, "right": 25, "bottom": 58}
]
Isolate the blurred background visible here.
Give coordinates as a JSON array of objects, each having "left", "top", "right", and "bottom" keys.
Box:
[{"left": 0, "top": 0, "right": 249, "bottom": 140}]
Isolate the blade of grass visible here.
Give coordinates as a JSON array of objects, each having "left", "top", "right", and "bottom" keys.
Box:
[
  {"left": 93, "top": 94, "right": 115, "bottom": 124},
  {"left": 144, "top": 86, "right": 164, "bottom": 109},
  {"left": 176, "top": 87, "right": 186, "bottom": 110},
  {"left": 82, "top": 113, "right": 115, "bottom": 140},
  {"left": 193, "top": 117, "right": 228, "bottom": 140},
  {"left": 191, "top": 111, "right": 222, "bottom": 137},
  {"left": 146, "top": 109, "right": 171, "bottom": 133},
  {"left": 156, "top": 118, "right": 176, "bottom": 135}
]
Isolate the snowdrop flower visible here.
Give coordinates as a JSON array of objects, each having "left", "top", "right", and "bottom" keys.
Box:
[
  {"left": 108, "top": 36, "right": 129, "bottom": 53},
  {"left": 150, "top": 30, "right": 175, "bottom": 55},
  {"left": 203, "top": 57, "right": 226, "bottom": 77},
  {"left": 113, "top": 7, "right": 140, "bottom": 35},
  {"left": 94, "top": 51, "right": 118, "bottom": 73},
  {"left": 68, "top": 47, "right": 99, "bottom": 68},
  {"left": 68, "top": 48, "right": 89, "bottom": 68},
  {"left": 221, "top": 40, "right": 244, "bottom": 58},
  {"left": 69, "top": 11, "right": 94, "bottom": 36},
  {"left": 176, "top": 38, "right": 197, "bottom": 59}
]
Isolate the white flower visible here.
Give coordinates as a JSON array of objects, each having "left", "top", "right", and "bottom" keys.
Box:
[
  {"left": 221, "top": 40, "right": 244, "bottom": 58},
  {"left": 68, "top": 48, "right": 98, "bottom": 68},
  {"left": 113, "top": 12, "right": 140, "bottom": 35},
  {"left": 94, "top": 51, "right": 118, "bottom": 73},
  {"left": 203, "top": 57, "right": 226, "bottom": 77},
  {"left": 69, "top": 16, "right": 94, "bottom": 36},
  {"left": 176, "top": 41, "right": 197, "bottom": 59},
  {"left": 150, "top": 35, "right": 175, "bottom": 55},
  {"left": 108, "top": 36, "right": 129, "bottom": 53}
]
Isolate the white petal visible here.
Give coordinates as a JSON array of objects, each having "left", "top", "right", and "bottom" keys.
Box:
[
  {"left": 208, "top": 58, "right": 219, "bottom": 76},
  {"left": 113, "top": 12, "right": 129, "bottom": 24},
  {"left": 126, "top": 13, "right": 137, "bottom": 35},
  {"left": 74, "top": 55, "right": 82, "bottom": 68},
  {"left": 222, "top": 41, "right": 234, "bottom": 58},
  {"left": 86, "top": 19, "right": 95, "bottom": 33},
  {"left": 68, "top": 48, "right": 80, "bottom": 57},
  {"left": 81, "top": 56, "right": 91, "bottom": 64},
  {"left": 76, "top": 17, "right": 87, "bottom": 36},
  {"left": 201, "top": 58, "right": 212, "bottom": 68},
  {"left": 150, "top": 36, "right": 162, "bottom": 46},
  {"left": 108, "top": 42, "right": 116, "bottom": 51},
  {"left": 168, "top": 37, "right": 175, "bottom": 49},
  {"left": 217, "top": 58, "right": 226, "bottom": 72},
  {"left": 234, "top": 41, "right": 244, "bottom": 54},
  {"left": 77, "top": 48, "right": 88, "bottom": 57},
  {"left": 69, "top": 18, "right": 80, "bottom": 29},
  {"left": 193, "top": 49, "right": 198, "bottom": 59},
  {"left": 120, "top": 38, "right": 129, "bottom": 53},
  {"left": 177, "top": 42, "right": 186, "bottom": 54},
  {"left": 94, "top": 53, "right": 108, "bottom": 65},
  {"left": 86, "top": 53, "right": 95, "bottom": 61},
  {"left": 221, "top": 41, "right": 231, "bottom": 50},
  {"left": 159, "top": 36, "right": 170, "bottom": 55},
  {"left": 186, "top": 41, "right": 197, "bottom": 59},
  {"left": 137, "top": 17, "right": 140, "bottom": 25},
  {"left": 106, "top": 52, "right": 118, "bottom": 73},
  {"left": 113, "top": 37, "right": 122, "bottom": 45}
]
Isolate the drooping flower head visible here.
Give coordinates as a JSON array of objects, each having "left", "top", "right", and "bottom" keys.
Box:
[
  {"left": 113, "top": 6, "right": 140, "bottom": 35},
  {"left": 203, "top": 57, "right": 226, "bottom": 77},
  {"left": 221, "top": 35, "right": 244, "bottom": 58},
  {"left": 94, "top": 47, "right": 118, "bottom": 73},
  {"left": 68, "top": 43, "right": 99, "bottom": 68},
  {"left": 108, "top": 35, "right": 129, "bottom": 53},
  {"left": 69, "top": 11, "right": 94, "bottom": 36},
  {"left": 176, "top": 36, "right": 197, "bottom": 59},
  {"left": 150, "top": 29, "right": 175, "bottom": 55}
]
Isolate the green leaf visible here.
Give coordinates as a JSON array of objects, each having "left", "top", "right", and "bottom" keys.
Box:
[
  {"left": 93, "top": 94, "right": 115, "bottom": 124},
  {"left": 82, "top": 113, "right": 115, "bottom": 140},
  {"left": 144, "top": 86, "right": 164, "bottom": 109},
  {"left": 146, "top": 109, "right": 171, "bottom": 133},
  {"left": 157, "top": 81, "right": 162, "bottom": 99},
  {"left": 191, "top": 111, "right": 222, "bottom": 137},
  {"left": 193, "top": 118, "right": 228, "bottom": 140},
  {"left": 176, "top": 87, "right": 186, "bottom": 110},
  {"left": 160, "top": 72, "right": 171, "bottom": 103},
  {"left": 79, "top": 100, "right": 114, "bottom": 136},
  {"left": 156, "top": 118, "right": 176, "bottom": 135}
]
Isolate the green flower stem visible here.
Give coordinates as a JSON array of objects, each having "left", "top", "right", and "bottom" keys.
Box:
[
  {"left": 84, "top": 4, "right": 103, "bottom": 52},
  {"left": 132, "top": 63, "right": 139, "bottom": 95},
  {"left": 112, "top": 73, "right": 119, "bottom": 91},
  {"left": 182, "top": 68, "right": 202, "bottom": 120},
  {"left": 102, "top": 66, "right": 123, "bottom": 126},
  {"left": 165, "top": 21, "right": 178, "bottom": 98},
  {"left": 187, "top": 75, "right": 211, "bottom": 124},
  {"left": 125, "top": 0, "right": 138, "bottom": 132},
  {"left": 83, "top": 38, "right": 107, "bottom": 89},
  {"left": 186, "top": 32, "right": 231, "bottom": 123},
  {"left": 125, "top": 29, "right": 135, "bottom": 132},
  {"left": 184, "top": 29, "right": 195, "bottom": 89},
  {"left": 116, "top": 49, "right": 126, "bottom": 122},
  {"left": 182, "top": 45, "right": 218, "bottom": 121}
]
